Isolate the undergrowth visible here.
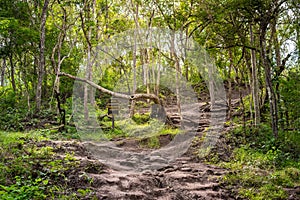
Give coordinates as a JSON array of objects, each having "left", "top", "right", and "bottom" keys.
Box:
[
  {"left": 0, "top": 130, "right": 99, "bottom": 199},
  {"left": 205, "top": 124, "right": 300, "bottom": 200}
]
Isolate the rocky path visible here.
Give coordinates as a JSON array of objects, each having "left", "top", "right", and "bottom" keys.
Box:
[
  {"left": 87, "top": 156, "right": 234, "bottom": 200},
  {"left": 73, "top": 99, "right": 234, "bottom": 199},
  {"left": 50, "top": 139, "right": 235, "bottom": 199}
]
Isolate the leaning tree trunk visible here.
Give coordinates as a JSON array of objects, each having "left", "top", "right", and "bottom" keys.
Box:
[{"left": 59, "top": 72, "right": 162, "bottom": 105}]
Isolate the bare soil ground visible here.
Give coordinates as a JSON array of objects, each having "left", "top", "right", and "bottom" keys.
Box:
[
  {"left": 40, "top": 139, "right": 238, "bottom": 200},
  {"left": 39, "top": 90, "right": 238, "bottom": 199}
]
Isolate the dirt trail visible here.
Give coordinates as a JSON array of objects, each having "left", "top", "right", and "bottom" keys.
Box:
[
  {"left": 48, "top": 139, "right": 235, "bottom": 199},
  {"left": 88, "top": 156, "right": 233, "bottom": 200},
  {"left": 44, "top": 87, "right": 250, "bottom": 199},
  {"left": 43, "top": 98, "right": 239, "bottom": 199}
]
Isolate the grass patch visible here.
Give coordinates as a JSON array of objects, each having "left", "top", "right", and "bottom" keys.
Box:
[
  {"left": 139, "top": 136, "right": 161, "bottom": 149},
  {"left": 132, "top": 113, "right": 150, "bottom": 125}
]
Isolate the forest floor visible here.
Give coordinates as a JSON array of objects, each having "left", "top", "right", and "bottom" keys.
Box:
[{"left": 17, "top": 127, "right": 299, "bottom": 200}]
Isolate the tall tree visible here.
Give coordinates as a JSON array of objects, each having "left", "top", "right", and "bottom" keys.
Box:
[
  {"left": 80, "top": 0, "right": 96, "bottom": 121},
  {"left": 36, "top": 0, "right": 50, "bottom": 111}
]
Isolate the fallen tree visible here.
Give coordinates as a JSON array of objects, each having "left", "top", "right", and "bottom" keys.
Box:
[
  {"left": 59, "top": 72, "right": 177, "bottom": 126},
  {"left": 59, "top": 72, "right": 161, "bottom": 104},
  {"left": 58, "top": 72, "right": 186, "bottom": 128}
]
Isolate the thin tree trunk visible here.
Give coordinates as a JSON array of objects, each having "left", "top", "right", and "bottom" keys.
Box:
[
  {"left": 171, "top": 32, "right": 181, "bottom": 115},
  {"left": 227, "top": 48, "right": 233, "bottom": 120},
  {"left": 22, "top": 55, "right": 31, "bottom": 110},
  {"left": 250, "top": 23, "right": 260, "bottom": 126},
  {"left": 234, "top": 65, "right": 246, "bottom": 134},
  {"left": 132, "top": 2, "right": 138, "bottom": 93},
  {"left": 89, "top": 0, "right": 96, "bottom": 106},
  {"left": 9, "top": 54, "right": 16, "bottom": 92},
  {"left": 1, "top": 58, "right": 6, "bottom": 86},
  {"left": 51, "top": 1, "right": 70, "bottom": 128},
  {"left": 129, "top": 1, "right": 139, "bottom": 117},
  {"left": 84, "top": 39, "right": 92, "bottom": 121},
  {"left": 208, "top": 57, "right": 215, "bottom": 108},
  {"left": 143, "top": 49, "right": 149, "bottom": 96},
  {"left": 245, "top": 52, "right": 254, "bottom": 123},
  {"left": 156, "top": 48, "right": 161, "bottom": 96},
  {"left": 272, "top": 20, "right": 283, "bottom": 130}
]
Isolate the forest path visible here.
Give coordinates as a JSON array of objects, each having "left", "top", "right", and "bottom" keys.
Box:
[
  {"left": 44, "top": 86, "right": 249, "bottom": 199},
  {"left": 47, "top": 97, "right": 240, "bottom": 199},
  {"left": 46, "top": 139, "right": 235, "bottom": 199},
  {"left": 88, "top": 156, "right": 233, "bottom": 200}
]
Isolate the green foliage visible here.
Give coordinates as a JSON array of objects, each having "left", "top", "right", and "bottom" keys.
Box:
[
  {"left": 216, "top": 124, "right": 300, "bottom": 200},
  {"left": 159, "top": 127, "right": 181, "bottom": 135},
  {"left": 0, "top": 176, "right": 48, "bottom": 200},
  {"left": 0, "top": 87, "right": 23, "bottom": 130},
  {"left": 102, "top": 127, "right": 127, "bottom": 140},
  {"left": 222, "top": 155, "right": 299, "bottom": 200},
  {"left": 132, "top": 113, "right": 150, "bottom": 125},
  {"left": 0, "top": 132, "right": 49, "bottom": 199},
  {"left": 0, "top": 87, "right": 60, "bottom": 131},
  {"left": 279, "top": 68, "right": 300, "bottom": 129},
  {"left": 0, "top": 130, "right": 93, "bottom": 199},
  {"left": 226, "top": 124, "right": 300, "bottom": 162},
  {"left": 238, "top": 184, "right": 287, "bottom": 200}
]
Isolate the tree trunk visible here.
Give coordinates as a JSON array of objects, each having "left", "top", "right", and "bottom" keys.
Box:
[
  {"left": 250, "top": 23, "right": 260, "bottom": 126},
  {"left": 1, "top": 58, "right": 6, "bottom": 86},
  {"left": 227, "top": 48, "right": 233, "bottom": 120},
  {"left": 260, "top": 22, "right": 278, "bottom": 138},
  {"left": 184, "top": 29, "right": 189, "bottom": 81},
  {"left": 245, "top": 51, "right": 254, "bottom": 123},
  {"left": 272, "top": 20, "right": 282, "bottom": 130},
  {"left": 36, "top": 0, "right": 50, "bottom": 111},
  {"left": 51, "top": 2, "right": 70, "bottom": 129},
  {"left": 171, "top": 32, "right": 181, "bottom": 115},
  {"left": 129, "top": 1, "right": 139, "bottom": 117},
  {"left": 80, "top": 1, "right": 95, "bottom": 121},
  {"left": 9, "top": 54, "right": 16, "bottom": 92},
  {"left": 156, "top": 48, "right": 161, "bottom": 96},
  {"left": 84, "top": 40, "right": 92, "bottom": 121},
  {"left": 132, "top": 1, "right": 138, "bottom": 93}
]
